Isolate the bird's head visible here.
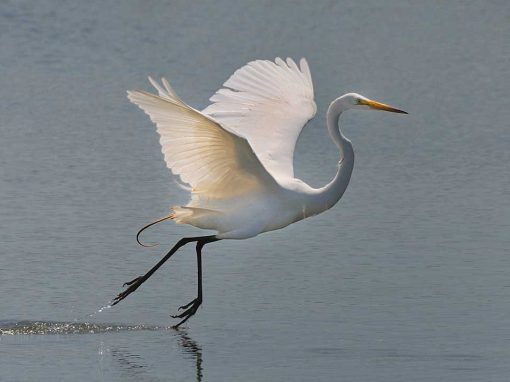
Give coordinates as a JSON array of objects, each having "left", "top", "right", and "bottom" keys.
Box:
[{"left": 340, "top": 93, "right": 407, "bottom": 114}]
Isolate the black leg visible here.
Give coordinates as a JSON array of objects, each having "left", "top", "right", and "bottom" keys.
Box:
[
  {"left": 171, "top": 236, "right": 218, "bottom": 328},
  {"left": 174, "top": 247, "right": 203, "bottom": 312},
  {"left": 111, "top": 235, "right": 217, "bottom": 306}
]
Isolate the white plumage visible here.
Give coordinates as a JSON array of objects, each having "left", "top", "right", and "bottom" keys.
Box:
[{"left": 127, "top": 57, "right": 406, "bottom": 239}]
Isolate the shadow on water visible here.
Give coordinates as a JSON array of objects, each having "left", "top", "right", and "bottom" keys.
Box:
[{"left": 1, "top": 320, "right": 204, "bottom": 381}]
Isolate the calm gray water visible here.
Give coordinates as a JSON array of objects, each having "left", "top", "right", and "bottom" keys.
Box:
[{"left": 1, "top": 1, "right": 509, "bottom": 381}]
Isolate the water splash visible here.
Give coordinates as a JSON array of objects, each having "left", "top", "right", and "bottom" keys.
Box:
[
  {"left": 0, "top": 320, "right": 170, "bottom": 335},
  {"left": 83, "top": 304, "right": 112, "bottom": 320}
]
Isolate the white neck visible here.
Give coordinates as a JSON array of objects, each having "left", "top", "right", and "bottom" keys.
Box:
[{"left": 308, "top": 96, "right": 355, "bottom": 215}]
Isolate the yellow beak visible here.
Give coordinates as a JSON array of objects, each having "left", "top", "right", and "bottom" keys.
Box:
[{"left": 360, "top": 99, "right": 408, "bottom": 114}]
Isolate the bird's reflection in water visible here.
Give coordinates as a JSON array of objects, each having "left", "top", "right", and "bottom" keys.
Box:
[
  {"left": 110, "top": 329, "right": 203, "bottom": 382},
  {"left": 175, "top": 329, "right": 203, "bottom": 382},
  {"left": 110, "top": 347, "right": 147, "bottom": 374},
  {"left": 110, "top": 347, "right": 161, "bottom": 382}
]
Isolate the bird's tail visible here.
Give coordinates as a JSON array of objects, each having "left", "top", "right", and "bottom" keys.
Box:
[
  {"left": 171, "top": 206, "right": 223, "bottom": 230},
  {"left": 136, "top": 207, "right": 223, "bottom": 247}
]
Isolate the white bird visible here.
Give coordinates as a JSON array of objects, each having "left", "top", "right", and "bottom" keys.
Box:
[{"left": 112, "top": 57, "right": 406, "bottom": 327}]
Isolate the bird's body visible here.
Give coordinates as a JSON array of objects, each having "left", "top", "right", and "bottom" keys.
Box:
[{"left": 113, "top": 57, "right": 406, "bottom": 327}]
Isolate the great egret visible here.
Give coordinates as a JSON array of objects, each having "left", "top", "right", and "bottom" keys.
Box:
[{"left": 112, "top": 57, "right": 406, "bottom": 327}]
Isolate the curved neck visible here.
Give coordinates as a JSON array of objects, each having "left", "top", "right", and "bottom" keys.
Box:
[{"left": 310, "top": 97, "right": 355, "bottom": 214}]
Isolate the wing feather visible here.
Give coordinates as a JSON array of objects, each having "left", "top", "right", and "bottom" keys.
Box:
[
  {"left": 127, "top": 84, "right": 278, "bottom": 205},
  {"left": 202, "top": 57, "right": 316, "bottom": 180}
]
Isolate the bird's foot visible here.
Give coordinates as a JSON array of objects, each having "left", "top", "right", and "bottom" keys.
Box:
[
  {"left": 177, "top": 299, "right": 197, "bottom": 311},
  {"left": 111, "top": 275, "right": 145, "bottom": 306},
  {"left": 171, "top": 298, "right": 202, "bottom": 328}
]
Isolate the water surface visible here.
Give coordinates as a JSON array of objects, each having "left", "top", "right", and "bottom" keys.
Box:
[{"left": 1, "top": 1, "right": 509, "bottom": 381}]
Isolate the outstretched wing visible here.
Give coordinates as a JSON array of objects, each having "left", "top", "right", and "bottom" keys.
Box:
[
  {"left": 127, "top": 79, "right": 279, "bottom": 203},
  {"left": 202, "top": 57, "right": 316, "bottom": 181}
]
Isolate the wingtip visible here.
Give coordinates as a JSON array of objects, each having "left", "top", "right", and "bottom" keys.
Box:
[
  {"left": 126, "top": 89, "right": 140, "bottom": 100},
  {"left": 275, "top": 57, "right": 286, "bottom": 67},
  {"left": 286, "top": 57, "right": 299, "bottom": 70}
]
